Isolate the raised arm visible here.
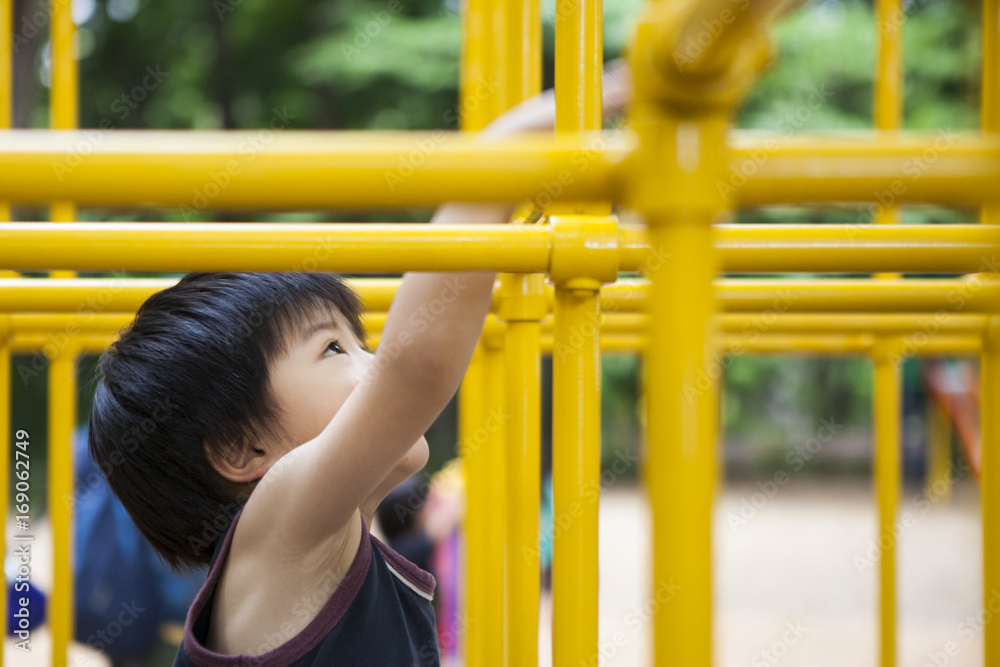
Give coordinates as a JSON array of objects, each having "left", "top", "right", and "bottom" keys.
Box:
[{"left": 253, "top": 61, "right": 632, "bottom": 553}]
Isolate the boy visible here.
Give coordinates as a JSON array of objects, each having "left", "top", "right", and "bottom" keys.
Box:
[{"left": 88, "top": 65, "right": 631, "bottom": 666}]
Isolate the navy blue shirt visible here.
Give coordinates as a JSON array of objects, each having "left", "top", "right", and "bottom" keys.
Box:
[{"left": 173, "top": 506, "right": 439, "bottom": 666}]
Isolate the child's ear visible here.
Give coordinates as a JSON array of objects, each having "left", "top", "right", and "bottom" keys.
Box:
[{"left": 204, "top": 437, "right": 270, "bottom": 484}]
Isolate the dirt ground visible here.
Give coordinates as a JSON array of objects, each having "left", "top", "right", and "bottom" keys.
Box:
[{"left": 6, "top": 476, "right": 985, "bottom": 667}]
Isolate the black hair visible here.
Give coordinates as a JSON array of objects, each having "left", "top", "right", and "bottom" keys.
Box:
[{"left": 88, "top": 272, "right": 366, "bottom": 571}]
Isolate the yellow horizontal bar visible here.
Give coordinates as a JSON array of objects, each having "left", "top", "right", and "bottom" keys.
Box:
[
  {"left": 601, "top": 277, "right": 1000, "bottom": 313},
  {"left": 7, "top": 221, "right": 995, "bottom": 274},
  {"left": 0, "top": 278, "right": 400, "bottom": 313},
  {"left": 731, "top": 133, "right": 1000, "bottom": 206},
  {"left": 714, "top": 224, "right": 1000, "bottom": 274},
  {"left": 1, "top": 131, "right": 999, "bottom": 207},
  {"left": 0, "top": 130, "right": 625, "bottom": 208},
  {"left": 0, "top": 223, "right": 554, "bottom": 273},
  {"left": 7, "top": 276, "right": 1000, "bottom": 318},
  {"left": 714, "top": 277, "right": 1000, "bottom": 313},
  {"left": 38, "top": 328, "right": 982, "bottom": 357}
]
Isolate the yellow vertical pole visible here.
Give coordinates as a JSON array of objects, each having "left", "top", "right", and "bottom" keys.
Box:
[
  {"left": 0, "top": 316, "right": 9, "bottom": 660},
  {"left": 549, "top": 1, "right": 607, "bottom": 665},
  {"left": 551, "top": 271, "right": 602, "bottom": 667},
  {"left": 459, "top": 0, "right": 512, "bottom": 659},
  {"left": 624, "top": 26, "right": 732, "bottom": 659},
  {"left": 50, "top": 0, "right": 77, "bottom": 279},
  {"left": 1, "top": 0, "right": 11, "bottom": 222},
  {"left": 499, "top": 274, "right": 545, "bottom": 667},
  {"left": 460, "top": 347, "right": 488, "bottom": 667},
  {"left": 482, "top": 335, "right": 507, "bottom": 667},
  {"left": 461, "top": 0, "right": 493, "bottom": 132},
  {"left": 504, "top": 0, "right": 541, "bottom": 105},
  {"left": 488, "top": 0, "right": 510, "bottom": 117},
  {"left": 982, "top": 3, "right": 999, "bottom": 662},
  {"left": 873, "top": 0, "right": 902, "bottom": 281},
  {"left": 924, "top": 390, "right": 952, "bottom": 505},
  {"left": 551, "top": 0, "right": 607, "bottom": 218},
  {"left": 873, "top": 339, "right": 901, "bottom": 667},
  {"left": 49, "top": 346, "right": 77, "bottom": 667},
  {"left": 983, "top": 319, "right": 1000, "bottom": 666},
  {"left": 494, "top": 0, "right": 542, "bottom": 663}
]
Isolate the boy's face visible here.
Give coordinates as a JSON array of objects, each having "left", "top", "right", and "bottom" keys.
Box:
[{"left": 267, "top": 307, "right": 427, "bottom": 459}]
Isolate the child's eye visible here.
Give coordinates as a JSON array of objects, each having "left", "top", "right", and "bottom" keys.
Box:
[{"left": 325, "top": 341, "right": 344, "bottom": 355}]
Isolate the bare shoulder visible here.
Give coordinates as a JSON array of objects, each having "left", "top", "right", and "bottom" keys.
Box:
[
  {"left": 205, "top": 492, "right": 364, "bottom": 656},
  {"left": 238, "top": 443, "right": 353, "bottom": 554}
]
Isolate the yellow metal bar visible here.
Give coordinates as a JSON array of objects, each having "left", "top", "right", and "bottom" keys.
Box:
[
  {"left": 873, "top": 339, "right": 901, "bottom": 667},
  {"left": 50, "top": 0, "right": 77, "bottom": 279},
  {"left": 622, "top": 10, "right": 732, "bottom": 648},
  {"left": 6, "top": 221, "right": 1000, "bottom": 274},
  {"left": 983, "top": 0, "right": 999, "bottom": 226},
  {"left": 717, "top": 313, "right": 989, "bottom": 336},
  {"left": 873, "top": 0, "right": 902, "bottom": 282},
  {"left": 875, "top": 0, "right": 902, "bottom": 133},
  {"left": 482, "top": 336, "right": 507, "bottom": 667},
  {"left": 983, "top": 319, "right": 1000, "bottom": 666},
  {"left": 714, "top": 223, "right": 1000, "bottom": 274},
  {"left": 504, "top": 0, "right": 540, "bottom": 108},
  {"left": 49, "top": 346, "right": 77, "bottom": 667},
  {"left": 460, "top": 347, "right": 488, "bottom": 667},
  {"left": 461, "top": 0, "right": 493, "bottom": 131},
  {"left": 651, "top": 0, "right": 792, "bottom": 84},
  {"left": 499, "top": 276, "right": 543, "bottom": 667},
  {"left": 730, "top": 134, "right": 1000, "bottom": 206},
  {"left": 715, "top": 278, "right": 1000, "bottom": 313},
  {"left": 551, "top": 283, "right": 601, "bottom": 667},
  {"left": 0, "top": 130, "right": 625, "bottom": 207},
  {"left": 925, "top": 388, "right": 952, "bottom": 505},
  {"left": 549, "top": 0, "right": 604, "bottom": 660},
  {"left": 601, "top": 277, "right": 1000, "bottom": 314},
  {"left": 0, "top": 277, "right": 399, "bottom": 313},
  {"left": 9, "top": 276, "right": 1000, "bottom": 320},
  {"left": 3, "top": 131, "right": 1000, "bottom": 206},
  {"left": 553, "top": 0, "right": 601, "bottom": 146},
  {"left": 0, "top": 223, "right": 557, "bottom": 273},
  {"left": 494, "top": 0, "right": 542, "bottom": 656}
]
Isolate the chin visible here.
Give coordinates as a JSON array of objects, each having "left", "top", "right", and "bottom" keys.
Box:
[{"left": 405, "top": 436, "right": 430, "bottom": 475}]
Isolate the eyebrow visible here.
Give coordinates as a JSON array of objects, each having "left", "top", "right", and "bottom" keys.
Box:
[{"left": 299, "top": 319, "right": 341, "bottom": 342}]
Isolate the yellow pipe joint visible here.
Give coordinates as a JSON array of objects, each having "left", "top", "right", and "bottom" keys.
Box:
[
  {"left": 496, "top": 273, "right": 548, "bottom": 322},
  {"left": 548, "top": 215, "right": 619, "bottom": 289}
]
